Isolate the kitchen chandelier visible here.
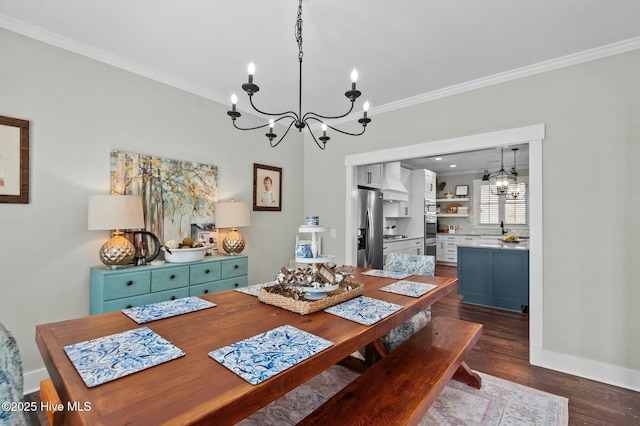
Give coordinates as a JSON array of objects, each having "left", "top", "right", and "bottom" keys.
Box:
[
  {"left": 226, "top": 0, "right": 371, "bottom": 150},
  {"left": 488, "top": 147, "right": 518, "bottom": 196},
  {"left": 505, "top": 148, "right": 526, "bottom": 200}
]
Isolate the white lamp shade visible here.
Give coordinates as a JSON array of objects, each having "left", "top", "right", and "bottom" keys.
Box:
[
  {"left": 216, "top": 201, "right": 250, "bottom": 228},
  {"left": 88, "top": 195, "right": 145, "bottom": 230}
]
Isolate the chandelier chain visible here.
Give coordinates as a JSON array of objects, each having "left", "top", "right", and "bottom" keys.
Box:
[{"left": 296, "top": 0, "right": 303, "bottom": 62}]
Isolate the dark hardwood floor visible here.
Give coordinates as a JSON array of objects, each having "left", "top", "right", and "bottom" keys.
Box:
[
  {"left": 26, "top": 265, "right": 639, "bottom": 425},
  {"left": 433, "top": 264, "right": 639, "bottom": 426}
]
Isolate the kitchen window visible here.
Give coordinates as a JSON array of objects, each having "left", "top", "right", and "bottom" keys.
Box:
[{"left": 474, "top": 178, "right": 528, "bottom": 225}]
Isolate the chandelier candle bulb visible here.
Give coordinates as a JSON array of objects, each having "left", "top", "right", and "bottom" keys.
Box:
[
  {"left": 247, "top": 62, "right": 255, "bottom": 82},
  {"left": 363, "top": 101, "right": 370, "bottom": 118},
  {"left": 231, "top": 94, "right": 237, "bottom": 111}
]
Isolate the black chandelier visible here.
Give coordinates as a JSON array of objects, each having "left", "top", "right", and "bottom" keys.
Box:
[
  {"left": 488, "top": 148, "right": 518, "bottom": 196},
  {"left": 226, "top": 0, "right": 371, "bottom": 150}
]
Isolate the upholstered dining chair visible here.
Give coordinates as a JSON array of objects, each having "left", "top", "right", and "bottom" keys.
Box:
[
  {"left": 381, "top": 253, "right": 435, "bottom": 352},
  {"left": 0, "top": 321, "right": 29, "bottom": 426}
]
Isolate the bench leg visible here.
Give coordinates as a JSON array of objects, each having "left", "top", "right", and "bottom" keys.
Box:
[{"left": 452, "top": 361, "right": 482, "bottom": 389}]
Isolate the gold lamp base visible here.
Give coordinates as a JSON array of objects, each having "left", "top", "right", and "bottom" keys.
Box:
[
  {"left": 222, "top": 227, "right": 245, "bottom": 255},
  {"left": 99, "top": 230, "right": 136, "bottom": 268}
]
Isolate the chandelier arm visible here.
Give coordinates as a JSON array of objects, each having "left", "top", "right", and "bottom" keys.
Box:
[
  {"left": 232, "top": 120, "right": 272, "bottom": 132},
  {"left": 231, "top": 114, "right": 297, "bottom": 132},
  {"left": 305, "top": 117, "right": 367, "bottom": 137},
  {"left": 302, "top": 102, "right": 356, "bottom": 122},
  {"left": 305, "top": 124, "right": 328, "bottom": 150},
  {"left": 248, "top": 96, "right": 300, "bottom": 120},
  {"left": 269, "top": 119, "right": 298, "bottom": 148}
]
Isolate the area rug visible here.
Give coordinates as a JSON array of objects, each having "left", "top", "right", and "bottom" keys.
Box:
[{"left": 236, "top": 365, "right": 569, "bottom": 425}]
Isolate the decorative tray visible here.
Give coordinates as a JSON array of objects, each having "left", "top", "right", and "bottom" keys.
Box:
[{"left": 258, "top": 280, "right": 363, "bottom": 315}]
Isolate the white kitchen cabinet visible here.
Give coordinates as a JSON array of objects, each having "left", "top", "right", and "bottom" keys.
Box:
[
  {"left": 436, "top": 234, "right": 479, "bottom": 264},
  {"left": 436, "top": 235, "right": 445, "bottom": 262},
  {"left": 384, "top": 201, "right": 410, "bottom": 218},
  {"left": 424, "top": 169, "right": 436, "bottom": 199},
  {"left": 357, "top": 164, "right": 382, "bottom": 189},
  {"left": 382, "top": 238, "right": 424, "bottom": 263}
]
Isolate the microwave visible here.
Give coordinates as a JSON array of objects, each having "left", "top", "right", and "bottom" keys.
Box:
[{"left": 424, "top": 199, "right": 437, "bottom": 214}]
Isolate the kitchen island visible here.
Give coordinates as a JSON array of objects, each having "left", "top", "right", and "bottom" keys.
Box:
[{"left": 456, "top": 241, "right": 529, "bottom": 313}]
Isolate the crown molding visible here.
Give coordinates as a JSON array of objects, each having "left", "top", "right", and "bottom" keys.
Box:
[
  {"left": 343, "top": 36, "right": 640, "bottom": 124},
  {"left": 3, "top": 14, "right": 640, "bottom": 123}
]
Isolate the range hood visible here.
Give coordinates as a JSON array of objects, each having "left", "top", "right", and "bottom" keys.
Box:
[{"left": 382, "top": 162, "right": 409, "bottom": 202}]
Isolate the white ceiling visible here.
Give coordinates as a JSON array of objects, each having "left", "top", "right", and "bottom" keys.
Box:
[{"left": 1, "top": 1, "right": 639, "bottom": 171}]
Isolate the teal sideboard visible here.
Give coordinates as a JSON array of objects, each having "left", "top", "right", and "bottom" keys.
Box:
[
  {"left": 90, "top": 255, "right": 248, "bottom": 314},
  {"left": 457, "top": 246, "right": 529, "bottom": 313}
]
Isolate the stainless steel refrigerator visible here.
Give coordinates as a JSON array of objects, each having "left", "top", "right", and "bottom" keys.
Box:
[{"left": 356, "top": 188, "right": 383, "bottom": 269}]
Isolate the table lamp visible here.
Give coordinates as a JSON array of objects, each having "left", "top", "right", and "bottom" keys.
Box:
[
  {"left": 216, "top": 201, "right": 250, "bottom": 255},
  {"left": 88, "top": 195, "right": 145, "bottom": 268}
]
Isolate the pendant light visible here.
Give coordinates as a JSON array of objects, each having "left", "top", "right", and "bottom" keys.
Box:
[
  {"left": 488, "top": 148, "right": 517, "bottom": 196},
  {"left": 506, "top": 148, "right": 526, "bottom": 200}
]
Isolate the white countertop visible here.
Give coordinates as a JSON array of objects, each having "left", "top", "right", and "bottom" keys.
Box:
[{"left": 457, "top": 241, "right": 529, "bottom": 251}]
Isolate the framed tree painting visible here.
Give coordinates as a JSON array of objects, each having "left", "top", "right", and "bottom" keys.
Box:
[
  {"left": 0, "top": 116, "right": 30, "bottom": 204},
  {"left": 253, "top": 163, "right": 282, "bottom": 211}
]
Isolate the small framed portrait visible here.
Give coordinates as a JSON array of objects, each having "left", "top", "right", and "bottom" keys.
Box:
[
  {"left": 253, "top": 163, "right": 282, "bottom": 211},
  {"left": 317, "top": 263, "right": 335, "bottom": 284},
  {"left": 0, "top": 115, "right": 30, "bottom": 204},
  {"left": 455, "top": 185, "right": 469, "bottom": 197}
]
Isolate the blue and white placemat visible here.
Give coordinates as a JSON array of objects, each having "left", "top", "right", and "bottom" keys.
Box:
[
  {"left": 324, "top": 296, "right": 404, "bottom": 326},
  {"left": 209, "top": 324, "right": 333, "bottom": 385},
  {"left": 235, "top": 282, "right": 275, "bottom": 297},
  {"left": 64, "top": 327, "right": 185, "bottom": 388},
  {"left": 379, "top": 280, "right": 438, "bottom": 297},
  {"left": 361, "top": 269, "right": 411, "bottom": 279},
  {"left": 121, "top": 296, "right": 216, "bottom": 323}
]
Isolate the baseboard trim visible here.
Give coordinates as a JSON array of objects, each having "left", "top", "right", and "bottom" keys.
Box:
[
  {"left": 23, "top": 368, "right": 49, "bottom": 395},
  {"left": 531, "top": 346, "right": 640, "bottom": 392}
]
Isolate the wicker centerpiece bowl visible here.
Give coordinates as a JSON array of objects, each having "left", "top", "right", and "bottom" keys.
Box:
[{"left": 258, "top": 265, "right": 363, "bottom": 315}]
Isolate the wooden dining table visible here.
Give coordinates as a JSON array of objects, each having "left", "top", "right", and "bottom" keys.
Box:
[{"left": 36, "top": 268, "right": 458, "bottom": 425}]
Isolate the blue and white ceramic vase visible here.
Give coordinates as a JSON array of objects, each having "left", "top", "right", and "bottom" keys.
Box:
[{"left": 295, "top": 244, "right": 312, "bottom": 258}]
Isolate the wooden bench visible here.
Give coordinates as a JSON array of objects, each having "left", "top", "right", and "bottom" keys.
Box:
[{"left": 299, "top": 316, "right": 483, "bottom": 426}]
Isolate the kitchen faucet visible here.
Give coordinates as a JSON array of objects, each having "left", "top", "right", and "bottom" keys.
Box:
[{"left": 500, "top": 220, "right": 507, "bottom": 235}]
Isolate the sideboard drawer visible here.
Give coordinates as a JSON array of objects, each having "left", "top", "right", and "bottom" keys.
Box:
[
  {"left": 221, "top": 258, "right": 248, "bottom": 279},
  {"left": 104, "top": 288, "right": 189, "bottom": 312},
  {"left": 190, "top": 276, "right": 248, "bottom": 296},
  {"left": 103, "top": 271, "right": 151, "bottom": 300},
  {"left": 190, "top": 262, "right": 222, "bottom": 285},
  {"left": 90, "top": 255, "right": 248, "bottom": 314},
  {"left": 151, "top": 266, "right": 189, "bottom": 292}
]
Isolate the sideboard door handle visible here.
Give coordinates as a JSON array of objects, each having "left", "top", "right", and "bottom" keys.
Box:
[
  {"left": 170, "top": 274, "right": 176, "bottom": 279},
  {"left": 205, "top": 269, "right": 210, "bottom": 274},
  {"left": 204, "top": 289, "right": 209, "bottom": 294},
  {"left": 170, "top": 296, "right": 176, "bottom": 300},
  {"left": 234, "top": 265, "right": 239, "bottom": 269},
  {"left": 126, "top": 304, "right": 132, "bottom": 309},
  {"left": 234, "top": 283, "right": 239, "bottom": 287},
  {"left": 127, "top": 280, "right": 133, "bottom": 286}
]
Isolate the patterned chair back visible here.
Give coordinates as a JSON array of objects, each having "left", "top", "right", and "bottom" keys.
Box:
[
  {"left": 380, "top": 253, "right": 436, "bottom": 351},
  {"left": 0, "top": 322, "right": 28, "bottom": 425},
  {"left": 384, "top": 253, "right": 435, "bottom": 276}
]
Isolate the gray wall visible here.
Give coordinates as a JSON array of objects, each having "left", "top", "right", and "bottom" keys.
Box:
[
  {"left": 2, "top": 25, "right": 639, "bottom": 391},
  {"left": 0, "top": 28, "right": 305, "bottom": 377},
  {"left": 305, "top": 49, "right": 640, "bottom": 387}
]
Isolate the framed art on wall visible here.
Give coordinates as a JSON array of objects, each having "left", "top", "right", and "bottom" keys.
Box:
[
  {"left": 0, "top": 115, "right": 29, "bottom": 204},
  {"left": 253, "top": 163, "right": 282, "bottom": 211}
]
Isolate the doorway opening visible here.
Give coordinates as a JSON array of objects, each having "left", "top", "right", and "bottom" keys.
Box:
[{"left": 343, "top": 124, "right": 544, "bottom": 366}]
